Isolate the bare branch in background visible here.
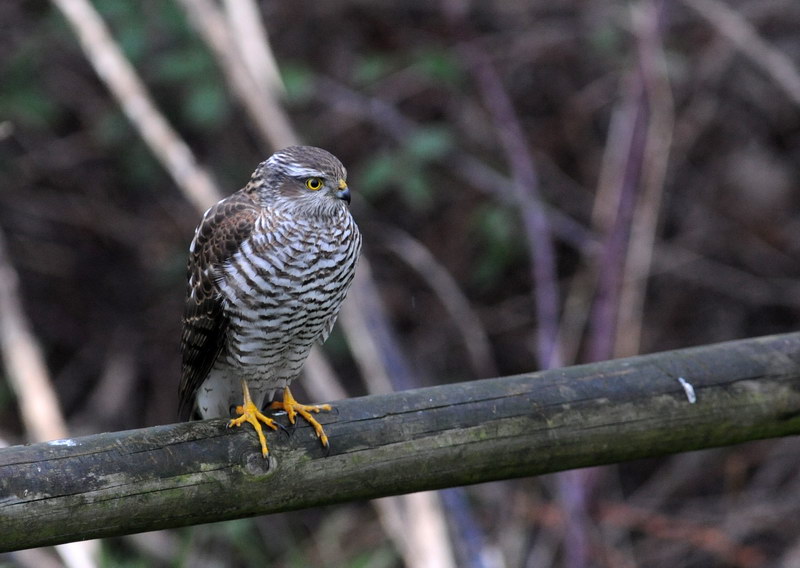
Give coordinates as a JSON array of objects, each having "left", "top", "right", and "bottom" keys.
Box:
[
  {"left": 336, "top": 272, "right": 398, "bottom": 396},
  {"left": 379, "top": 224, "right": 497, "bottom": 378},
  {"left": 615, "top": 0, "right": 674, "bottom": 358},
  {"left": 404, "top": 492, "right": 458, "bottom": 568},
  {"left": 683, "top": 0, "right": 800, "bottom": 106},
  {"left": 51, "top": 0, "right": 222, "bottom": 212},
  {"left": 0, "top": 231, "right": 65, "bottom": 443},
  {"left": 316, "top": 77, "right": 596, "bottom": 255},
  {"left": 222, "top": 0, "right": 286, "bottom": 99},
  {"left": 302, "top": 349, "right": 348, "bottom": 402},
  {"left": 0, "top": 227, "right": 98, "bottom": 567},
  {"left": 558, "top": 4, "right": 671, "bottom": 564},
  {"left": 599, "top": 502, "right": 766, "bottom": 567},
  {"left": 585, "top": 73, "right": 647, "bottom": 363},
  {"left": 176, "top": 0, "right": 298, "bottom": 150},
  {"left": 458, "top": 43, "right": 563, "bottom": 370}
]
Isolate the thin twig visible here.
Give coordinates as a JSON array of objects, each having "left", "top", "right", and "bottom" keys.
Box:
[
  {"left": 600, "top": 502, "right": 766, "bottom": 567},
  {"left": 316, "top": 77, "right": 595, "bottom": 255},
  {"left": 651, "top": 244, "right": 800, "bottom": 308},
  {"left": 176, "top": 0, "right": 298, "bottom": 150},
  {"left": 0, "top": 228, "right": 98, "bottom": 568},
  {"left": 615, "top": 0, "right": 674, "bottom": 358},
  {"left": 338, "top": 260, "right": 418, "bottom": 393},
  {"left": 0, "top": 231, "right": 65, "bottom": 443},
  {"left": 683, "top": 0, "right": 800, "bottom": 107},
  {"left": 221, "top": 0, "right": 286, "bottom": 98},
  {"left": 586, "top": 72, "right": 649, "bottom": 363},
  {"left": 560, "top": 6, "right": 668, "bottom": 564},
  {"left": 458, "top": 43, "right": 562, "bottom": 370},
  {"left": 51, "top": 0, "right": 222, "bottom": 212},
  {"left": 379, "top": 224, "right": 497, "bottom": 378},
  {"left": 336, "top": 270, "right": 397, "bottom": 396}
]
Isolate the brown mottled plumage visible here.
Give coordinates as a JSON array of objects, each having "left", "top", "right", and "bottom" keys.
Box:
[{"left": 179, "top": 146, "right": 361, "bottom": 456}]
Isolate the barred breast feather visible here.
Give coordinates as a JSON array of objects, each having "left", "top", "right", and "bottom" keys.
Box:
[{"left": 179, "top": 160, "right": 362, "bottom": 421}]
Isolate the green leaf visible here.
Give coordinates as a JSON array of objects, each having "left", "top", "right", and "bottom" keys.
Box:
[
  {"left": 402, "top": 172, "right": 434, "bottom": 211},
  {"left": 407, "top": 127, "right": 453, "bottom": 161},
  {"left": 92, "top": 109, "right": 131, "bottom": 146},
  {"left": 152, "top": 48, "right": 212, "bottom": 82},
  {"left": 358, "top": 153, "right": 398, "bottom": 196},
  {"left": 471, "top": 205, "right": 522, "bottom": 289},
  {"left": 412, "top": 49, "right": 463, "bottom": 84},
  {"left": 281, "top": 64, "right": 315, "bottom": 102},
  {"left": 185, "top": 82, "right": 228, "bottom": 128},
  {"left": 352, "top": 53, "right": 394, "bottom": 85},
  {"left": 96, "top": 0, "right": 147, "bottom": 62},
  {"left": 0, "top": 41, "right": 59, "bottom": 128},
  {"left": 0, "top": 89, "right": 58, "bottom": 129}
]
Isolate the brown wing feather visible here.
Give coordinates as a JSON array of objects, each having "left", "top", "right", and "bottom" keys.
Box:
[{"left": 178, "top": 191, "right": 259, "bottom": 420}]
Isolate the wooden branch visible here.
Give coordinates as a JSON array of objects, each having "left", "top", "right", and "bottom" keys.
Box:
[
  {"left": 3, "top": 333, "right": 800, "bottom": 552},
  {"left": 52, "top": 0, "right": 222, "bottom": 212}
]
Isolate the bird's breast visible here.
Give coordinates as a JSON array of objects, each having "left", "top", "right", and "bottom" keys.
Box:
[{"left": 216, "top": 214, "right": 361, "bottom": 369}]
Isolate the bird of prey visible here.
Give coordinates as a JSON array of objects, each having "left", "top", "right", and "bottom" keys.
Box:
[{"left": 179, "top": 146, "right": 361, "bottom": 456}]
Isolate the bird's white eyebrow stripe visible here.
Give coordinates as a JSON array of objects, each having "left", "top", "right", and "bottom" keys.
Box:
[{"left": 267, "top": 158, "right": 325, "bottom": 178}]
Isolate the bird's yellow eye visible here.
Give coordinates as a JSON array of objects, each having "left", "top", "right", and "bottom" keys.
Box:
[{"left": 305, "top": 177, "right": 324, "bottom": 191}]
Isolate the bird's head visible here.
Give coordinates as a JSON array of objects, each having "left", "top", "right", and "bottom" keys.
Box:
[{"left": 248, "top": 146, "right": 352, "bottom": 214}]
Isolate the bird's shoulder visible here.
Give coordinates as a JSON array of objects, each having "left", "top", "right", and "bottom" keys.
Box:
[{"left": 190, "top": 191, "right": 263, "bottom": 270}]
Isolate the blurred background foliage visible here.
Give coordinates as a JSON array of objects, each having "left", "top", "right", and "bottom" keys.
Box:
[{"left": 2, "top": 0, "right": 800, "bottom": 567}]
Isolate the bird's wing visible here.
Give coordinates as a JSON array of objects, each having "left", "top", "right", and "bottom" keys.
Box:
[{"left": 178, "top": 192, "right": 259, "bottom": 420}]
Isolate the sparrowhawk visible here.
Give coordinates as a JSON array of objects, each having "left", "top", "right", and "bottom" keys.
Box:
[{"left": 179, "top": 146, "right": 362, "bottom": 456}]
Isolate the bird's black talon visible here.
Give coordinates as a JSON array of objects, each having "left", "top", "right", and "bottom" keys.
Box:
[{"left": 277, "top": 421, "right": 292, "bottom": 438}]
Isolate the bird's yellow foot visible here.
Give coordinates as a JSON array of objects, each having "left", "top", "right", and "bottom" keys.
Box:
[
  {"left": 269, "top": 387, "right": 332, "bottom": 447},
  {"left": 228, "top": 379, "right": 278, "bottom": 457}
]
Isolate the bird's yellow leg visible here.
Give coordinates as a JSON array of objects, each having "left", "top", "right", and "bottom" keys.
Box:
[
  {"left": 228, "top": 379, "right": 278, "bottom": 457},
  {"left": 269, "top": 387, "right": 332, "bottom": 447}
]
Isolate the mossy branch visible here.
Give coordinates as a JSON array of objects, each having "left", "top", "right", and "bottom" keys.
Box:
[{"left": 2, "top": 333, "right": 800, "bottom": 552}]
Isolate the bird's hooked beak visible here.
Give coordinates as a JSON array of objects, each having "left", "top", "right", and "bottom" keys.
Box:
[{"left": 335, "top": 178, "right": 351, "bottom": 204}]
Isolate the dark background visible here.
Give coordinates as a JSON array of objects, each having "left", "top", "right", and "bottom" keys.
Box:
[{"left": 1, "top": 1, "right": 800, "bottom": 566}]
